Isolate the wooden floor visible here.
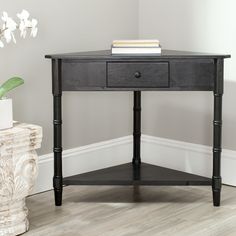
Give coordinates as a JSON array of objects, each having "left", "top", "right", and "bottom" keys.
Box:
[{"left": 25, "top": 185, "right": 236, "bottom": 236}]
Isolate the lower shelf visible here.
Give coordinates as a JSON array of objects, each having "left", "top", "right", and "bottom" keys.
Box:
[{"left": 63, "top": 163, "right": 212, "bottom": 186}]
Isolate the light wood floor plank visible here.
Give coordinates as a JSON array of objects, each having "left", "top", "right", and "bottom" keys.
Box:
[{"left": 24, "top": 185, "right": 236, "bottom": 236}]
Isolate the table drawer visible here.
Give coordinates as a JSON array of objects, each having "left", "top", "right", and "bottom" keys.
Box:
[{"left": 107, "top": 62, "right": 169, "bottom": 88}]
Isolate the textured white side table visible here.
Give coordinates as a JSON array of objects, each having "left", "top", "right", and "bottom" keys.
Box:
[{"left": 0, "top": 122, "right": 42, "bottom": 236}]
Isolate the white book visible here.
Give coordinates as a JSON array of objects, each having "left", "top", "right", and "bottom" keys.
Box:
[
  {"left": 112, "top": 39, "right": 160, "bottom": 48},
  {"left": 111, "top": 47, "right": 161, "bottom": 55}
]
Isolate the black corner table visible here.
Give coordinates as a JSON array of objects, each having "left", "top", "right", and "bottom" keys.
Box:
[{"left": 46, "top": 49, "right": 230, "bottom": 207}]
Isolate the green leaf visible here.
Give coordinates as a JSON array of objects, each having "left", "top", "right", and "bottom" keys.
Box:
[{"left": 0, "top": 77, "right": 24, "bottom": 99}]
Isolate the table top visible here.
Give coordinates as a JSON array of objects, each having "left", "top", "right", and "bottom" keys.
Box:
[{"left": 45, "top": 49, "right": 230, "bottom": 60}]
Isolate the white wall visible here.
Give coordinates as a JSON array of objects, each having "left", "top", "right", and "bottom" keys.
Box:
[
  {"left": 139, "top": 0, "right": 236, "bottom": 150},
  {"left": 2, "top": 0, "right": 235, "bottom": 192},
  {"left": 1, "top": 0, "right": 235, "bottom": 155},
  {"left": 0, "top": 0, "right": 139, "bottom": 155}
]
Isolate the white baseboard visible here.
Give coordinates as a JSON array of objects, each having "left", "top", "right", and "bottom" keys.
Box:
[
  {"left": 34, "top": 136, "right": 132, "bottom": 194},
  {"left": 142, "top": 135, "right": 236, "bottom": 186},
  {"left": 34, "top": 135, "right": 236, "bottom": 194}
]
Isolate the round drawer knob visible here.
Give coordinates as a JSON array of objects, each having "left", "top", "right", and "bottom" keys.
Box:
[{"left": 134, "top": 71, "right": 141, "bottom": 78}]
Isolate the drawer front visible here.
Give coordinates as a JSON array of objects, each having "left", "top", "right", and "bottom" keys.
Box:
[
  {"left": 61, "top": 60, "right": 106, "bottom": 90},
  {"left": 107, "top": 62, "right": 169, "bottom": 88}
]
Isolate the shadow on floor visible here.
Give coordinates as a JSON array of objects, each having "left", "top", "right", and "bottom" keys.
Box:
[{"left": 63, "top": 185, "right": 211, "bottom": 204}]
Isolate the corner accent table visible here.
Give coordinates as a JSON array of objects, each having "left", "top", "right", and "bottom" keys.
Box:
[
  {"left": 46, "top": 50, "right": 230, "bottom": 207},
  {"left": 0, "top": 122, "right": 42, "bottom": 236}
]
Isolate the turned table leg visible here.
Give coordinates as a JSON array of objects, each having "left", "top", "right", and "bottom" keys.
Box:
[
  {"left": 52, "top": 59, "right": 63, "bottom": 206},
  {"left": 53, "top": 95, "right": 63, "bottom": 206},
  {"left": 212, "top": 93, "right": 222, "bottom": 206},
  {"left": 132, "top": 91, "right": 141, "bottom": 166},
  {"left": 212, "top": 59, "right": 223, "bottom": 207}
]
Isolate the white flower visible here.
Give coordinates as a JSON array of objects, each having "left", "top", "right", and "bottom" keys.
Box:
[
  {"left": 0, "top": 9, "right": 38, "bottom": 48},
  {"left": 3, "top": 28, "right": 16, "bottom": 43},
  {"left": 2, "top": 12, "right": 17, "bottom": 31},
  {"left": 19, "top": 22, "right": 27, "bottom": 38},
  {"left": 30, "top": 19, "right": 38, "bottom": 37},
  {"left": 17, "top": 9, "right": 31, "bottom": 38},
  {"left": 17, "top": 9, "right": 30, "bottom": 21},
  {"left": 1, "top": 11, "right": 17, "bottom": 43},
  {"left": 3, "top": 29, "right": 11, "bottom": 43}
]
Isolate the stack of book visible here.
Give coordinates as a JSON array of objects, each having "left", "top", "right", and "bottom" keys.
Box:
[{"left": 111, "top": 39, "right": 161, "bottom": 55}]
